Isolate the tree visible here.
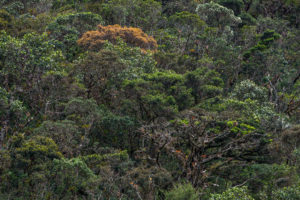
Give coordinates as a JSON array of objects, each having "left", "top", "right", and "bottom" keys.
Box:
[
  {"left": 0, "top": 0, "right": 41, "bottom": 15},
  {"left": 0, "top": 9, "right": 13, "bottom": 31},
  {"left": 47, "top": 12, "right": 103, "bottom": 38},
  {"left": 34, "top": 70, "right": 85, "bottom": 119},
  {"left": 49, "top": 158, "right": 100, "bottom": 199},
  {"left": 126, "top": 166, "right": 172, "bottom": 199},
  {"left": 74, "top": 50, "right": 126, "bottom": 103},
  {"left": 160, "top": 0, "right": 197, "bottom": 16},
  {"left": 33, "top": 120, "right": 82, "bottom": 157},
  {"left": 0, "top": 135, "right": 63, "bottom": 199},
  {"left": 196, "top": 2, "right": 241, "bottom": 30},
  {"left": 140, "top": 108, "right": 269, "bottom": 188},
  {"left": 102, "top": 39, "right": 157, "bottom": 74},
  {"left": 63, "top": 97, "right": 102, "bottom": 152},
  {"left": 75, "top": 40, "right": 157, "bottom": 105},
  {"left": 12, "top": 13, "right": 54, "bottom": 37},
  {"left": 93, "top": 111, "right": 138, "bottom": 154},
  {"left": 209, "top": 186, "right": 254, "bottom": 200},
  {"left": 168, "top": 11, "right": 205, "bottom": 54},
  {"left": 80, "top": 150, "right": 137, "bottom": 199},
  {"left": 244, "top": 0, "right": 300, "bottom": 27},
  {"left": 270, "top": 125, "right": 300, "bottom": 165},
  {"left": 0, "top": 87, "right": 27, "bottom": 148},
  {"left": 47, "top": 12, "right": 103, "bottom": 60},
  {"left": 271, "top": 185, "right": 300, "bottom": 200},
  {"left": 0, "top": 87, "right": 8, "bottom": 118},
  {"left": 0, "top": 32, "right": 63, "bottom": 111},
  {"left": 78, "top": 24, "right": 158, "bottom": 51},
  {"left": 217, "top": 0, "right": 245, "bottom": 15},
  {"left": 243, "top": 29, "right": 280, "bottom": 60},
  {"left": 121, "top": 71, "right": 194, "bottom": 121},
  {"left": 63, "top": 97, "right": 101, "bottom": 126},
  {"left": 100, "top": 0, "right": 162, "bottom": 32},
  {"left": 185, "top": 67, "right": 224, "bottom": 104},
  {"left": 230, "top": 79, "right": 268, "bottom": 103}
]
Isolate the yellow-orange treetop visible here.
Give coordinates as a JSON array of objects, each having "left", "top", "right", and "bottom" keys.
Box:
[{"left": 78, "top": 24, "right": 158, "bottom": 51}]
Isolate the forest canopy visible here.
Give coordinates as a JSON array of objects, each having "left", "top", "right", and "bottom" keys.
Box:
[{"left": 0, "top": 0, "right": 299, "bottom": 199}]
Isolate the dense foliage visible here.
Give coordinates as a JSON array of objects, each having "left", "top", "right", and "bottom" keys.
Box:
[{"left": 0, "top": 0, "right": 299, "bottom": 199}]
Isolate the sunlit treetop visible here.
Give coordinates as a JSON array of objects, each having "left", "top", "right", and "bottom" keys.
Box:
[{"left": 77, "top": 24, "right": 158, "bottom": 51}]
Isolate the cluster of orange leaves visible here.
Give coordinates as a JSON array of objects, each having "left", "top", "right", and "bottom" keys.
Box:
[{"left": 78, "top": 24, "right": 158, "bottom": 51}]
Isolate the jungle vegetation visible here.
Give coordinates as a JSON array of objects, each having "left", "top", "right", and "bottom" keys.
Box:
[{"left": 0, "top": 0, "right": 299, "bottom": 199}]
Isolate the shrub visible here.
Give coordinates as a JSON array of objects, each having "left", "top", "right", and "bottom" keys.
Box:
[
  {"left": 209, "top": 186, "right": 254, "bottom": 200},
  {"left": 165, "top": 183, "right": 199, "bottom": 200}
]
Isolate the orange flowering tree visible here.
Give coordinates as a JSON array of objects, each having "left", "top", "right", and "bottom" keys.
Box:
[{"left": 78, "top": 24, "right": 158, "bottom": 51}]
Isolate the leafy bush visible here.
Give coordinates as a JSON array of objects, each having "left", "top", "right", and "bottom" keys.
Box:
[
  {"left": 271, "top": 185, "right": 300, "bottom": 200},
  {"left": 209, "top": 186, "right": 254, "bottom": 200},
  {"left": 165, "top": 183, "right": 199, "bottom": 200}
]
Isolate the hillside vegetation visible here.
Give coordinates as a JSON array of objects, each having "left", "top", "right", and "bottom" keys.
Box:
[{"left": 0, "top": 0, "right": 299, "bottom": 199}]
